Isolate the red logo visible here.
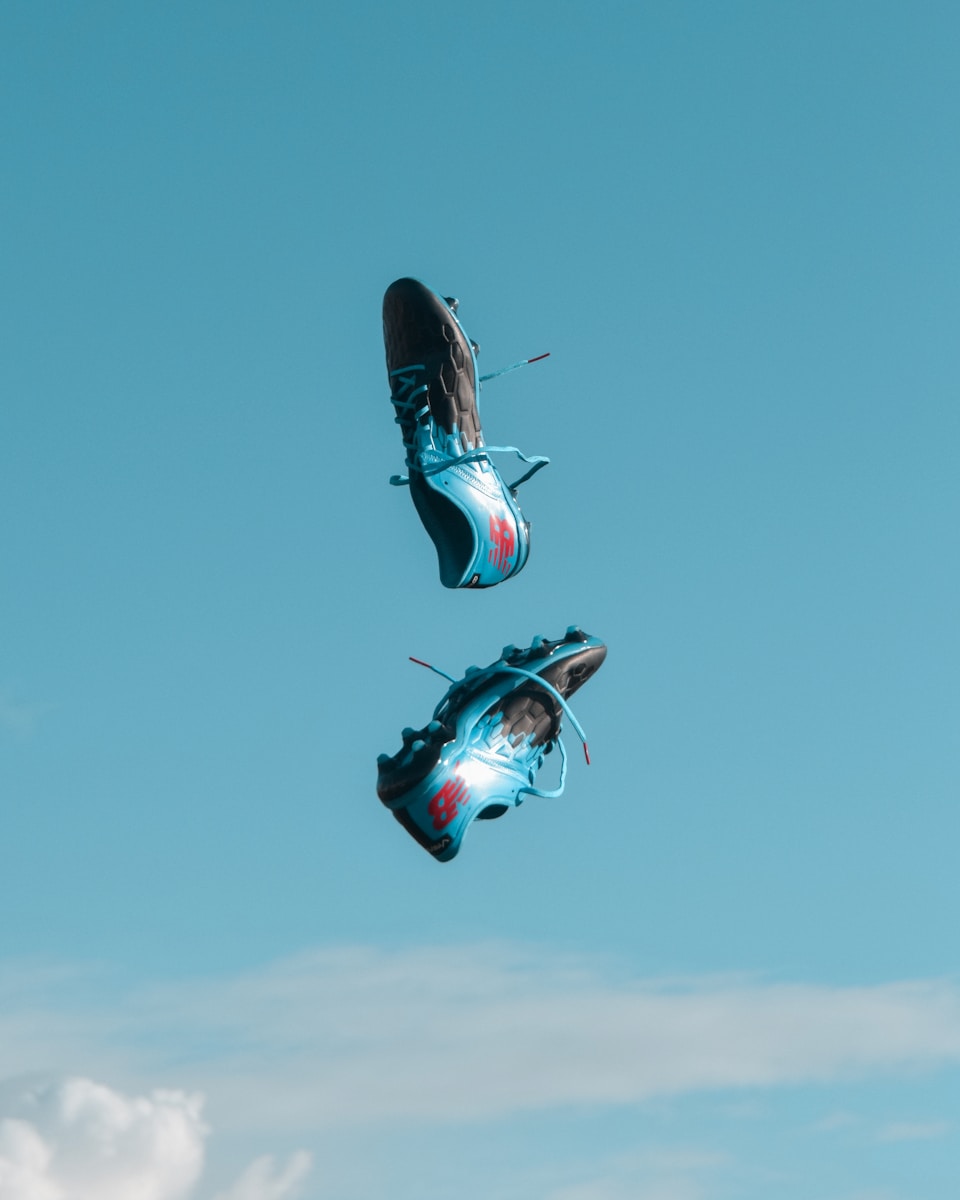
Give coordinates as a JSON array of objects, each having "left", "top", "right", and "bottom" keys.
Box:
[
  {"left": 427, "top": 775, "right": 470, "bottom": 830},
  {"left": 488, "top": 515, "right": 515, "bottom": 574}
]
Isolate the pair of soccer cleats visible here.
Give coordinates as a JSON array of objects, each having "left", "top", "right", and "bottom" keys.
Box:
[{"left": 380, "top": 279, "right": 606, "bottom": 861}]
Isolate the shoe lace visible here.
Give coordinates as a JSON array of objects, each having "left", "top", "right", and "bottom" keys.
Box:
[
  {"left": 387, "top": 355, "right": 551, "bottom": 493},
  {"left": 409, "top": 654, "right": 591, "bottom": 802}
]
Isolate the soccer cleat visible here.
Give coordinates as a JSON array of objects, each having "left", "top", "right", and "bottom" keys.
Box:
[
  {"left": 377, "top": 628, "right": 607, "bottom": 861},
  {"left": 382, "top": 277, "right": 549, "bottom": 588}
]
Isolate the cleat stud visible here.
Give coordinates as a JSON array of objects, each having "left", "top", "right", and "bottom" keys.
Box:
[
  {"left": 411, "top": 739, "right": 426, "bottom": 753},
  {"left": 444, "top": 296, "right": 459, "bottom": 312},
  {"left": 377, "top": 753, "right": 390, "bottom": 766}
]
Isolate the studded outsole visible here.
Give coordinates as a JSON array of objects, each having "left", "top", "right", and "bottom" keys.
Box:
[{"left": 383, "top": 278, "right": 482, "bottom": 452}]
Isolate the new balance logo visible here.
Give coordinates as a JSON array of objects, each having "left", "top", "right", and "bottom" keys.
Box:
[
  {"left": 488, "top": 515, "right": 515, "bottom": 574},
  {"left": 428, "top": 775, "right": 470, "bottom": 830}
]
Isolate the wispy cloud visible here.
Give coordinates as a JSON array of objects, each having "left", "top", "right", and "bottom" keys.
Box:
[
  {"left": 537, "top": 1147, "right": 731, "bottom": 1200},
  {"left": 546, "top": 1179, "right": 702, "bottom": 1200},
  {"left": 211, "top": 1153, "right": 312, "bottom": 1200},
  {"left": 3, "top": 944, "right": 960, "bottom": 1138},
  {"left": 146, "top": 947, "right": 960, "bottom": 1131},
  {"left": 813, "top": 1110, "right": 862, "bottom": 1133},
  {"left": 877, "top": 1119, "right": 952, "bottom": 1142}
]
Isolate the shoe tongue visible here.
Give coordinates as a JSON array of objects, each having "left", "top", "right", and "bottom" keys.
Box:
[{"left": 492, "top": 641, "right": 607, "bottom": 750}]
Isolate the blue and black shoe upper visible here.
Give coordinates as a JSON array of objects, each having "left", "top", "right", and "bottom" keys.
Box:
[
  {"left": 377, "top": 628, "right": 607, "bottom": 861},
  {"left": 382, "top": 278, "right": 548, "bottom": 588}
]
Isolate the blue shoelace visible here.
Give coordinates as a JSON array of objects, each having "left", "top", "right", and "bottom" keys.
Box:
[
  {"left": 388, "top": 362, "right": 550, "bottom": 493},
  {"left": 409, "top": 654, "right": 592, "bottom": 802}
]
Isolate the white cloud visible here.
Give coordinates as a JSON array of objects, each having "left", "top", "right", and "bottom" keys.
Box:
[
  {"left": 0, "top": 1078, "right": 311, "bottom": 1200},
  {"left": 0, "top": 1078, "right": 205, "bottom": 1200},
  {"left": 0, "top": 1116, "right": 60, "bottom": 1200}
]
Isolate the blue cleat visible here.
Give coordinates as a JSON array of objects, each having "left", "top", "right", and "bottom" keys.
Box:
[
  {"left": 377, "top": 628, "right": 606, "bottom": 861},
  {"left": 382, "top": 277, "right": 549, "bottom": 588}
]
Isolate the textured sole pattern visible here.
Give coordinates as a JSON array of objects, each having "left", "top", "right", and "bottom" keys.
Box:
[{"left": 383, "top": 278, "right": 482, "bottom": 449}]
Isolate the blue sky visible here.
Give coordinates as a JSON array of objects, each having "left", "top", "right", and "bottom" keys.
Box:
[{"left": 2, "top": 2, "right": 959, "bottom": 1197}]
